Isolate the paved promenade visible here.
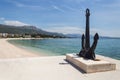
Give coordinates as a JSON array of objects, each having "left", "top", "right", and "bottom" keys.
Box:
[{"left": 0, "top": 55, "right": 120, "bottom": 80}]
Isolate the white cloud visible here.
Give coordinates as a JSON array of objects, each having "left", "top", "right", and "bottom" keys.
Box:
[
  {"left": 52, "top": 5, "right": 64, "bottom": 12},
  {"left": 90, "top": 28, "right": 120, "bottom": 37},
  {"left": 4, "top": 20, "right": 29, "bottom": 26},
  {"left": 0, "top": 17, "right": 5, "bottom": 20},
  {"left": 68, "top": 0, "right": 85, "bottom": 3},
  {"left": 7, "top": 0, "right": 24, "bottom": 7},
  {"left": 44, "top": 26, "right": 84, "bottom": 34},
  {"left": 102, "top": 0, "right": 120, "bottom": 8},
  {"left": 13, "top": 1, "right": 24, "bottom": 7},
  {"left": 8, "top": 0, "right": 44, "bottom": 9},
  {"left": 44, "top": 26, "right": 120, "bottom": 37}
]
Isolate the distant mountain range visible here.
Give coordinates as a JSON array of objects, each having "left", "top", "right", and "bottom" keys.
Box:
[
  {"left": 0, "top": 24, "right": 65, "bottom": 38},
  {"left": 65, "top": 34, "right": 81, "bottom": 38},
  {"left": 65, "top": 33, "right": 120, "bottom": 39},
  {"left": 0, "top": 24, "right": 120, "bottom": 39}
]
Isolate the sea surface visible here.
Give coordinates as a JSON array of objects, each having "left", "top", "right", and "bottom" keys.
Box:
[{"left": 8, "top": 38, "right": 120, "bottom": 60}]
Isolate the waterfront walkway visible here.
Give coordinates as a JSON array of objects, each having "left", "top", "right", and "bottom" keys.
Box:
[{"left": 0, "top": 55, "right": 120, "bottom": 80}]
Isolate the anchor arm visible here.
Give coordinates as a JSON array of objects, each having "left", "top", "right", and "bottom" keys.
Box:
[
  {"left": 88, "top": 33, "right": 99, "bottom": 60},
  {"left": 90, "top": 33, "right": 99, "bottom": 51}
]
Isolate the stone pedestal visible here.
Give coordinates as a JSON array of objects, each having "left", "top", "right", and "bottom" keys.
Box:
[{"left": 66, "top": 54, "right": 116, "bottom": 73}]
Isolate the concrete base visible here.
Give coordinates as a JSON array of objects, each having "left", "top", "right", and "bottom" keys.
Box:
[{"left": 66, "top": 54, "right": 116, "bottom": 73}]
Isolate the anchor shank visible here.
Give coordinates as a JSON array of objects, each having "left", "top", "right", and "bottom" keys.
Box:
[{"left": 85, "top": 8, "right": 90, "bottom": 49}]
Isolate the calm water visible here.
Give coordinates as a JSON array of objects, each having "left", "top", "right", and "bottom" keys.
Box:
[{"left": 8, "top": 38, "right": 120, "bottom": 60}]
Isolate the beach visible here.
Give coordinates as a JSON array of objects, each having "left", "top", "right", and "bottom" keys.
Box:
[{"left": 0, "top": 38, "right": 41, "bottom": 59}]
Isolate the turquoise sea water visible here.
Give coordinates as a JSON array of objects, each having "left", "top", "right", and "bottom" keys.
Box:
[{"left": 8, "top": 38, "right": 120, "bottom": 60}]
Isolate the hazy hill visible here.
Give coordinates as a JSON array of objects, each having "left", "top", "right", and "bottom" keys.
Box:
[
  {"left": 0, "top": 24, "right": 65, "bottom": 38},
  {"left": 65, "top": 34, "right": 81, "bottom": 38}
]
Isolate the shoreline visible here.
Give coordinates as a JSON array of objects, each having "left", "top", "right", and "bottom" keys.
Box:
[
  {"left": 0, "top": 38, "right": 120, "bottom": 60},
  {"left": 0, "top": 38, "right": 43, "bottom": 59}
]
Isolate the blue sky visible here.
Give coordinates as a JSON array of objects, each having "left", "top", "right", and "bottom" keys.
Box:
[{"left": 0, "top": 0, "right": 120, "bottom": 37}]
